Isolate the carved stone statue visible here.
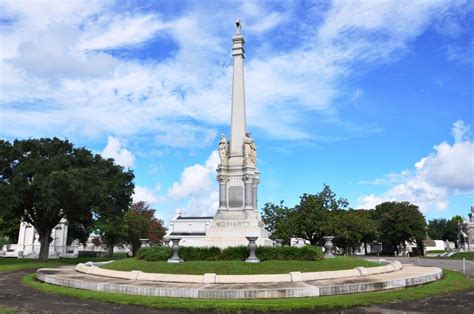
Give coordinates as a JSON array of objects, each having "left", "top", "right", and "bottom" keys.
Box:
[
  {"left": 243, "top": 132, "right": 257, "bottom": 166},
  {"left": 458, "top": 220, "right": 468, "bottom": 251},
  {"left": 250, "top": 137, "right": 257, "bottom": 165},
  {"left": 218, "top": 134, "right": 228, "bottom": 165}
]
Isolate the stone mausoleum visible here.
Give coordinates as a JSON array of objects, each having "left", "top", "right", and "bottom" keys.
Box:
[{"left": 168, "top": 21, "right": 273, "bottom": 248}]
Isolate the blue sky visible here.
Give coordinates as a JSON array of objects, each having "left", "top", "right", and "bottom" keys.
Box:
[{"left": 0, "top": 0, "right": 473, "bottom": 224}]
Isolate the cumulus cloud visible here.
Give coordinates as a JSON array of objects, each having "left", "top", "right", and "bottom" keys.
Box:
[
  {"left": 167, "top": 151, "right": 219, "bottom": 216},
  {"left": 168, "top": 151, "right": 219, "bottom": 199},
  {"left": 133, "top": 185, "right": 161, "bottom": 204},
  {"left": 79, "top": 14, "right": 168, "bottom": 51},
  {"left": 358, "top": 120, "right": 474, "bottom": 213},
  {"left": 101, "top": 136, "right": 135, "bottom": 168},
  {"left": 0, "top": 0, "right": 467, "bottom": 145}
]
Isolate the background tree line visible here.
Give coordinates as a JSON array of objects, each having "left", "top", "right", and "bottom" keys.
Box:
[
  {"left": 261, "top": 185, "right": 427, "bottom": 255},
  {"left": 0, "top": 138, "right": 166, "bottom": 261}
]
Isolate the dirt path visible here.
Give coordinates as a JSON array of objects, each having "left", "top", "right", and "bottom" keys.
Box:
[{"left": 0, "top": 270, "right": 188, "bottom": 313}]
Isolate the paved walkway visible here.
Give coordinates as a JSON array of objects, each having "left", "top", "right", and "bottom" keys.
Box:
[
  {"left": 358, "top": 256, "right": 474, "bottom": 278},
  {"left": 0, "top": 268, "right": 472, "bottom": 313}
]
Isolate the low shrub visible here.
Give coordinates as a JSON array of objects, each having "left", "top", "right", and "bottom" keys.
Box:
[
  {"left": 136, "top": 247, "right": 150, "bottom": 259},
  {"left": 180, "top": 246, "right": 221, "bottom": 261},
  {"left": 136, "top": 245, "right": 323, "bottom": 261},
  {"left": 257, "top": 246, "right": 323, "bottom": 261},
  {"left": 220, "top": 246, "right": 248, "bottom": 260},
  {"left": 137, "top": 247, "right": 172, "bottom": 261}
]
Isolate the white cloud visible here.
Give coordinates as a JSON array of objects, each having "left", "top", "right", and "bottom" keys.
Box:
[
  {"left": 167, "top": 151, "right": 219, "bottom": 216},
  {"left": 101, "top": 136, "right": 135, "bottom": 168},
  {"left": 133, "top": 185, "right": 160, "bottom": 204},
  {"left": 451, "top": 119, "right": 470, "bottom": 143},
  {"left": 0, "top": 1, "right": 468, "bottom": 146},
  {"left": 358, "top": 120, "right": 474, "bottom": 213},
  {"left": 168, "top": 150, "right": 219, "bottom": 199},
  {"left": 79, "top": 14, "right": 168, "bottom": 51},
  {"left": 351, "top": 88, "right": 364, "bottom": 102}
]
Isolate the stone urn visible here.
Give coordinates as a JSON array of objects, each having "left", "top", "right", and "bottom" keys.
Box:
[
  {"left": 323, "top": 236, "right": 335, "bottom": 259},
  {"left": 275, "top": 239, "right": 283, "bottom": 247},
  {"left": 245, "top": 236, "right": 260, "bottom": 263},
  {"left": 163, "top": 236, "right": 170, "bottom": 247},
  {"left": 139, "top": 238, "right": 150, "bottom": 248},
  {"left": 167, "top": 238, "right": 183, "bottom": 263}
]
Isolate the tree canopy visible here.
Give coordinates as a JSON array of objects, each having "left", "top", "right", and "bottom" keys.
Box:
[
  {"left": 262, "top": 185, "right": 348, "bottom": 245},
  {"left": 123, "top": 201, "right": 167, "bottom": 256},
  {"left": 0, "top": 138, "right": 134, "bottom": 261},
  {"left": 427, "top": 215, "right": 463, "bottom": 242},
  {"left": 375, "top": 201, "right": 426, "bottom": 254},
  {"left": 261, "top": 187, "right": 426, "bottom": 256}
]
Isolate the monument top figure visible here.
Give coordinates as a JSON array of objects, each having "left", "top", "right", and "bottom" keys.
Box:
[{"left": 235, "top": 19, "right": 241, "bottom": 34}]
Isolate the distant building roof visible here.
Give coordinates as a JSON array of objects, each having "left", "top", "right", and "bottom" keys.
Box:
[{"left": 176, "top": 216, "right": 213, "bottom": 220}]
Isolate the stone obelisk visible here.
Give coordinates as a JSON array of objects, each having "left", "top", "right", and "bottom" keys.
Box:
[{"left": 205, "top": 20, "right": 272, "bottom": 248}]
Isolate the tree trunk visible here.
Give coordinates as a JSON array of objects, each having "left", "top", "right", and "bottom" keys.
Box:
[
  {"left": 38, "top": 232, "right": 51, "bottom": 262},
  {"left": 106, "top": 244, "right": 114, "bottom": 258},
  {"left": 364, "top": 242, "right": 368, "bottom": 255},
  {"left": 132, "top": 242, "right": 141, "bottom": 257}
]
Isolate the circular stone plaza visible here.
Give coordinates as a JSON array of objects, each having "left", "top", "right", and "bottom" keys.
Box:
[{"left": 37, "top": 259, "right": 442, "bottom": 299}]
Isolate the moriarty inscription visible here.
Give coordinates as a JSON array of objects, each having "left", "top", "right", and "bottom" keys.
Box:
[
  {"left": 215, "top": 221, "right": 251, "bottom": 227},
  {"left": 228, "top": 186, "right": 243, "bottom": 208}
]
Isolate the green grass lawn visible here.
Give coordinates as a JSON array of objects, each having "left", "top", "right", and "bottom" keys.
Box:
[
  {"left": 102, "top": 256, "right": 380, "bottom": 275},
  {"left": 426, "top": 250, "right": 446, "bottom": 254},
  {"left": 22, "top": 270, "right": 474, "bottom": 312},
  {"left": 448, "top": 252, "right": 474, "bottom": 260},
  {"left": 0, "top": 254, "right": 127, "bottom": 273}
]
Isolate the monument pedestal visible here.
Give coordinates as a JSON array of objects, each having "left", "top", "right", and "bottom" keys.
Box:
[{"left": 204, "top": 212, "right": 273, "bottom": 248}]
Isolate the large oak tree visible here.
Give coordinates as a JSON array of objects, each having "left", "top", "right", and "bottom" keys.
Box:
[
  {"left": 375, "top": 201, "right": 426, "bottom": 255},
  {"left": 0, "top": 138, "right": 134, "bottom": 261}
]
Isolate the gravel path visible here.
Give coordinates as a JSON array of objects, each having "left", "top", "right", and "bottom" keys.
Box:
[{"left": 0, "top": 268, "right": 472, "bottom": 313}]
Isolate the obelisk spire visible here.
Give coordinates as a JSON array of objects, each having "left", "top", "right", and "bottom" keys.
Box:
[{"left": 229, "top": 19, "right": 246, "bottom": 159}]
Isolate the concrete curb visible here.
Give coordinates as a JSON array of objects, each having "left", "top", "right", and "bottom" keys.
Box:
[
  {"left": 36, "top": 264, "right": 442, "bottom": 299},
  {"left": 74, "top": 260, "right": 403, "bottom": 284}
]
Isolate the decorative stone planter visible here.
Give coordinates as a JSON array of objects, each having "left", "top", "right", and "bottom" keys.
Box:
[
  {"left": 167, "top": 238, "right": 183, "bottom": 263},
  {"left": 275, "top": 239, "right": 283, "bottom": 247},
  {"left": 245, "top": 236, "right": 260, "bottom": 263},
  {"left": 139, "top": 238, "right": 150, "bottom": 248},
  {"left": 163, "top": 236, "right": 170, "bottom": 247},
  {"left": 323, "top": 236, "right": 335, "bottom": 259}
]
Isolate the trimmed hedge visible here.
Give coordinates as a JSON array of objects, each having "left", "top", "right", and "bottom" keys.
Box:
[{"left": 136, "top": 245, "right": 323, "bottom": 262}]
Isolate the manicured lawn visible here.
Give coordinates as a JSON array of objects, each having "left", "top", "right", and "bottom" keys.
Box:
[
  {"left": 448, "top": 252, "right": 474, "bottom": 260},
  {"left": 0, "top": 254, "right": 127, "bottom": 273},
  {"left": 102, "top": 256, "right": 380, "bottom": 275},
  {"left": 23, "top": 270, "right": 474, "bottom": 311}
]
